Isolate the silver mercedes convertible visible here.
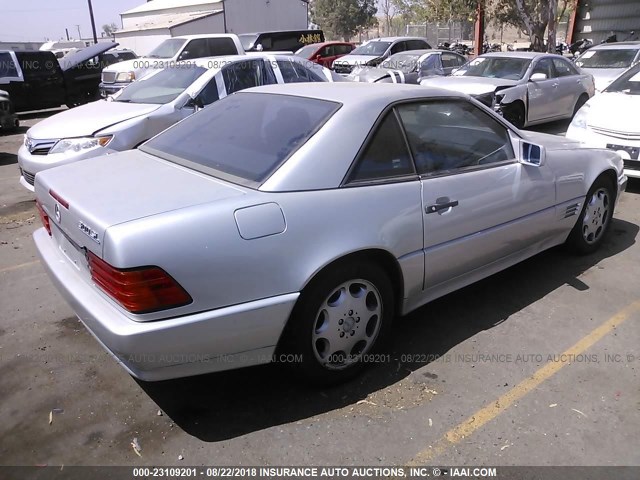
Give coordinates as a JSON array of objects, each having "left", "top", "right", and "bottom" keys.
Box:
[{"left": 33, "top": 83, "right": 626, "bottom": 383}]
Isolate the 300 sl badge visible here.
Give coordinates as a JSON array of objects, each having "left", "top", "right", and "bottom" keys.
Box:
[{"left": 78, "top": 221, "right": 100, "bottom": 244}]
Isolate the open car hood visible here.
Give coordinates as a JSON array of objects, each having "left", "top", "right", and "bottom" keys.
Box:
[{"left": 59, "top": 42, "right": 118, "bottom": 71}]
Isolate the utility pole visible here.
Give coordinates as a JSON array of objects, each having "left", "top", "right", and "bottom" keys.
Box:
[
  {"left": 65, "top": 28, "right": 70, "bottom": 41},
  {"left": 87, "top": 0, "right": 98, "bottom": 44},
  {"left": 76, "top": 24, "right": 82, "bottom": 40}
]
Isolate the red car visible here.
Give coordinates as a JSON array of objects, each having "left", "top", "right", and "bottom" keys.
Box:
[{"left": 295, "top": 41, "right": 356, "bottom": 69}]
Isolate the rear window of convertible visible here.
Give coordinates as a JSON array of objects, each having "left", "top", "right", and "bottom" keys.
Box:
[{"left": 141, "top": 93, "right": 340, "bottom": 186}]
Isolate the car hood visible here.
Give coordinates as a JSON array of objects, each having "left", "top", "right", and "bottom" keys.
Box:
[
  {"left": 27, "top": 100, "right": 162, "bottom": 139},
  {"left": 420, "top": 76, "right": 518, "bottom": 95},
  {"left": 334, "top": 54, "right": 380, "bottom": 66},
  {"left": 59, "top": 42, "right": 118, "bottom": 71},
  {"left": 104, "top": 58, "right": 146, "bottom": 74},
  {"left": 583, "top": 92, "right": 640, "bottom": 131},
  {"left": 348, "top": 66, "right": 401, "bottom": 82},
  {"left": 582, "top": 68, "right": 627, "bottom": 92},
  {"left": 34, "top": 149, "right": 246, "bottom": 257}
]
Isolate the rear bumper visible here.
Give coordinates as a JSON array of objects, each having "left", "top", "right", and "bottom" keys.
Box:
[{"left": 34, "top": 228, "right": 299, "bottom": 381}]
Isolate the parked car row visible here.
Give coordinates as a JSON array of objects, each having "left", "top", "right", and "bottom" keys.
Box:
[{"left": 18, "top": 54, "right": 343, "bottom": 190}]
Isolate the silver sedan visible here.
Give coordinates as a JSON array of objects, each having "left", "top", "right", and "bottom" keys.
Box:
[
  {"left": 421, "top": 52, "right": 595, "bottom": 128},
  {"left": 33, "top": 83, "right": 626, "bottom": 383}
]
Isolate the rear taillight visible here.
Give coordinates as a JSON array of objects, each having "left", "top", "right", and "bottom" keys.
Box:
[
  {"left": 87, "top": 252, "right": 192, "bottom": 314},
  {"left": 36, "top": 200, "right": 51, "bottom": 236}
]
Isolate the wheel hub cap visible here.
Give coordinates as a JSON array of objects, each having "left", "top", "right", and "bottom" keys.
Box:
[
  {"left": 311, "top": 279, "right": 383, "bottom": 370},
  {"left": 582, "top": 187, "right": 609, "bottom": 244}
]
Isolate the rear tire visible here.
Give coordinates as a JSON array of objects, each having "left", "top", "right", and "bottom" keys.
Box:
[
  {"left": 280, "top": 261, "right": 394, "bottom": 385},
  {"left": 565, "top": 176, "right": 615, "bottom": 254}
]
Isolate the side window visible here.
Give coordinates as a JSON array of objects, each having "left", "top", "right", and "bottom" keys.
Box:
[
  {"left": 441, "top": 53, "right": 460, "bottom": 69},
  {"left": 553, "top": 58, "right": 577, "bottom": 77},
  {"left": 197, "top": 77, "right": 219, "bottom": 105},
  {"left": 390, "top": 42, "right": 407, "bottom": 54},
  {"left": 531, "top": 58, "right": 556, "bottom": 79},
  {"left": 408, "top": 40, "right": 427, "bottom": 50},
  {"left": 396, "top": 100, "right": 514, "bottom": 175},
  {"left": 277, "top": 59, "right": 325, "bottom": 83},
  {"left": 222, "top": 59, "right": 268, "bottom": 94},
  {"left": 348, "top": 112, "right": 415, "bottom": 182},
  {"left": 454, "top": 54, "right": 467, "bottom": 67},
  {"left": 181, "top": 39, "right": 208, "bottom": 60},
  {"left": 0, "top": 52, "right": 18, "bottom": 78},
  {"left": 208, "top": 38, "right": 240, "bottom": 56}
]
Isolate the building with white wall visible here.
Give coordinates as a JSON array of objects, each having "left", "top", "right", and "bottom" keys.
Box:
[{"left": 115, "top": 0, "right": 309, "bottom": 55}]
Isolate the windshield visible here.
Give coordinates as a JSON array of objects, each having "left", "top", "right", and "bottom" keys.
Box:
[
  {"left": 141, "top": 93, "right": 340, "bottom": 186},
  {"left": 575, "top": 49, "right": 639, "bottom": 69},
  {"left": 379, "top": 53, "right": 425, "bottom": 73},
  {"left": 605, "top": 63, "right": 640, "bottom": 94},
  {"left": 115, "top": 66, "right": 207, "bottom": 104},
  {"left": 147, "top": 39, "right": 186, "bottom": 59},
  {"left": 454, "top": 56, "right": 531, "bottom": 80},
  {"left": 352, "top": 41, "right": 391, "bottom": 56},
  {"left": 296, "top": 44, "right": 319, "bottom": 58}
]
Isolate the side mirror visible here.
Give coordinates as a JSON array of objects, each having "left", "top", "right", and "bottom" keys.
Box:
[
  {"left": 519, "top": 140, "right": 546, "bottom": 166},
  {"left": 530, "top": 72, "right": 547, "bottom": 82},
  {"left": 184, "top": 96, "right": 204, "bottom": 111}
]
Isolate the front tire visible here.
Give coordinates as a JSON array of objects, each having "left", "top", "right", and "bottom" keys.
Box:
[
  {"left": 502, "top": 102, "right": 525, "bottom": 129},
  {"left": 281, "top": 262, "right": 394, "bottom": 384},
  {"left": 566, "top": 176, "right": 615, "bottom": 254}
]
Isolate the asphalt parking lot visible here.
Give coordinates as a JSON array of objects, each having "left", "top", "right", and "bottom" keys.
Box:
[{"left": 1, "top": 111, "right": 639, "bottom": 468}]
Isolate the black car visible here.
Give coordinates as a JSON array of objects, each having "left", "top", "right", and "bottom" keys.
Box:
[
  {"left": 0, "top": 43, "right": 118, "bottom": 112},
  {"left": 239, "top": 30, "right": 325, "bottom": 53},
  {"left": 0, "top": 90, "right": 19, "bottom": 132}
]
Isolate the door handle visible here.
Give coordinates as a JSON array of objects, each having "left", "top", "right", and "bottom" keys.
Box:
[
  {"left": 425, "top": 200, "right": 459, "bottom": 214},
  {"left": 552, "top": 83, "right": 559, "bottom": 88}
]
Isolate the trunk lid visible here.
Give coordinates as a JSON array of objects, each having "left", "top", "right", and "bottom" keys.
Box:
[{"left": 35, "top": 149, "right": 246, "bottom": 258}]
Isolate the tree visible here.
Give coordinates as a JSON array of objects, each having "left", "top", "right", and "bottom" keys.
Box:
[
  {"left": 380, "top": 0, "right": 397, "bottom": 36},
  {"left": 102, "top": 22, "right": 118, "bottom": 37},
  {"left": 491, "top": 0, "right": 549, "bottom": 51},
  {"left": 313, "top": 0, "right": 377, "bottom": 40}
]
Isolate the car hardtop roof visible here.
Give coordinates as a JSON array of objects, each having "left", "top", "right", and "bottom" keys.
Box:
[
  {"left": 365, "top": 36, "right": 428, "bottom": 43},
  {"left": 589, "top": 41, "right": 640, "bottom": 49},
  {"left": 172, "top": 34, "right": 240, "bottom": 40},
  {"left": 242, "top": 82, "right": 466, "bottom": 104},
  {"left": 390, "top": 49, "right": 442, "bottom": 55},
  {"left": 481, "top": 51, "right": 553, "bottom": 59},
  {"left": 190, "top": 53, "right": 300, "bottom": 68}
]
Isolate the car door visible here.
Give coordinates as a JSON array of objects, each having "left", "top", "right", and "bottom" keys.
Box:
[
  {"left": 552, "top": 57, "right": 584, "bottom": 116},
  {"left": 395, "top": 99, "right": 556, "bottom": 290},
  {"left": 179, "top": 39, "right": 209, "bottom": 61},
  {"left": 440, "top": 52, "right": 463, "bottom": 75},
  {"left": 526, "top": 57, "right": 560, "bottom": 122},
  {"left": 318, "top": 45, "right": 336, "bottom": 68},
  {"left": 15, "top": 52, "right": 66, "bottom": 110}
]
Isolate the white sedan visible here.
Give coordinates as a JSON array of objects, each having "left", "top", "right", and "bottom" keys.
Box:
[{"left": 567, "top": 62, "right": 640, "bottom": 178}]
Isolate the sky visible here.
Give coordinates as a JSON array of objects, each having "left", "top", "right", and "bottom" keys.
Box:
[{"left": 0, "top": 0, "right": 143, "bottom": 42}]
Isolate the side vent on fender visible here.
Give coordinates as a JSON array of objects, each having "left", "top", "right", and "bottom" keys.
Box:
[{"left": 564, "top": 203, "right": 581, "bottom": 218}]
